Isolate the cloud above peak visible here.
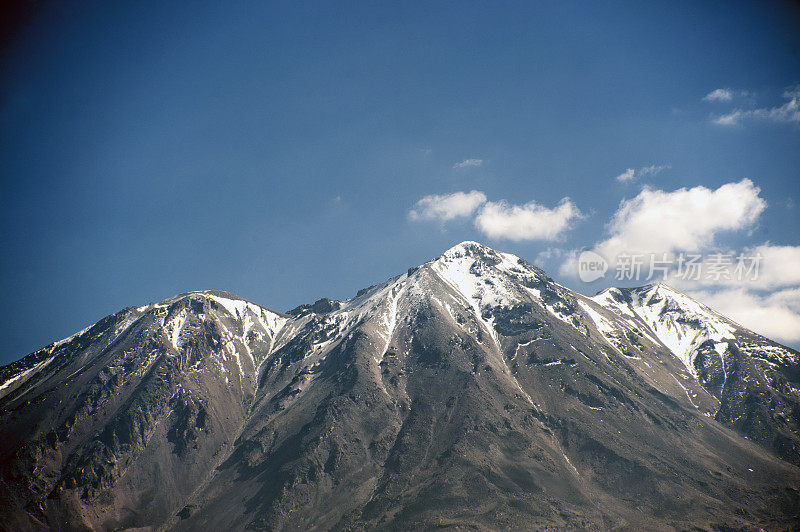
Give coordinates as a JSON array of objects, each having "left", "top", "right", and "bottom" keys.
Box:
[
  {"left": 615, "top": 168, "right": 635, "bottom": 182},
  {"left": 408, "top": 190, "right": 487, "bottom": 222},
  {"left": 614, "top": 164, "right": 670, "bottom": 183},
  {"left": 453, "top": 158, "right": 483, "bottom": 168},
  {"left": 559, "top": 179, "right": 767, "bottom": 280},
  {"left": 685, "top": 287, "right": 800, "bottom": 345},
  {"left": 409, "top": 191, "right": 583, "bottom": 241},
  {"left": 703, "top": 88, "right": 735, "bottom": 102},
  {"left": 596, "top": 178, "right": 766, "bottom": 259},
  {"left": 711, "top": 84, "right": 800, "bottom": 126},
  {"left": 475, "top": 198, "right": 583, "bottom": 241}
]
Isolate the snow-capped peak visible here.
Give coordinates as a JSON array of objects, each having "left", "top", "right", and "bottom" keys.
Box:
[
  {"left": 439, "top": 240, "right": 498, "bottom": 260},
  {"left": 431, "top": 242, "right": 533, "bottom": 306},
  {"left": 591, "top": 283, "right": 737, "bottom": 375}
]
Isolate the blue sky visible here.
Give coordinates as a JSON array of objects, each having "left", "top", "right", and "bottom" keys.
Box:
[{"left": 1, "top": 1, "right": 799, "bottom": 363}]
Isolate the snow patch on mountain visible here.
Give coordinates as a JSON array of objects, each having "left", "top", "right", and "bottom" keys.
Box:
[
  {"left": 631, "top": 284, "right": 735, "bottom": 373},
  {"left": 591, "top": 284, "right": 737, "bottom": 375},
  {"left": 0, "top": 355, "right": 56, "bottom": 396},
  {"left": 578, "top": 301, "right": 626, "bottom": 356},
  {"left": 51, "top": 323, "right": 94, "bottom": 351}
]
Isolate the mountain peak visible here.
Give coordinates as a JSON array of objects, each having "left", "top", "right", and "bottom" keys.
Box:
[
  {"left": 443, "top": 240, "right": 495, "bottom": 255},
  {"left": 438, "top": 241, "right": 504, "bottom": 262}
]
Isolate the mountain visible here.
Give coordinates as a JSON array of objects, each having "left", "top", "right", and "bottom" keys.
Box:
[
  {"left": 590, "top": 284, "right": 800, "bottom": 463},
  {"left": 1, "top": 242, "right": 798, "bottom": 530}
]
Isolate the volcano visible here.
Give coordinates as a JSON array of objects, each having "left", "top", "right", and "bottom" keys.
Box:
[{"left": 1, "top": 242, "right": 798, "bottom": 530}]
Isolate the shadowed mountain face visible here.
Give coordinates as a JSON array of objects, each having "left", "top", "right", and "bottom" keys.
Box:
[{"left": 1, "top": 242, "right": 798, "bottom": 530}]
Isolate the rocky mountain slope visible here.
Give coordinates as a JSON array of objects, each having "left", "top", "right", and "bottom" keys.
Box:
[
  {"left": 590, "top": 284, "right": 800, "bottom": 463},
  {"left": 1, "top": 242, "right": 798, "bottom": 530}
]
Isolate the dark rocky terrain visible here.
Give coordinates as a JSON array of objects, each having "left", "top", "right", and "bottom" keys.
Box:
[{"left": 1, "top": 242, "right": 798, "bottom": 530}]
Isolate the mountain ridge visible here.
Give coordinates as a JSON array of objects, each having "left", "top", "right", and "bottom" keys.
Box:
[{"left": 1, "top": 241, "right": 798, "bottom": 530}]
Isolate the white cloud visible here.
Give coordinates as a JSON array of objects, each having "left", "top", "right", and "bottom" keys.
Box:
[
  {"left": 409, "top": 191, "right": 584, "bottom": 241},
  {"left": 453, "top": 158, "right": 483, "bottom": 168},
  {"left": 559, "top": 179, "right": 767, "bottom": 280},
  {"left": 557, "top": 250, "right": 580, "bottom": 278},
  {"left": 640, "top": 164, "right": 670, "bottom": 176},
  {"left": 755, "top": 95, "right": 800, "bottom": 123},
  {"left": 703, "top": 88, "right": 734, "bottom": 102},
  {"left": 685, "top": 287, "right": 800, "bottom": 345},
  {"left": 474, "top": 198, "right": 583, "bottom": 241},
  {"left": 615, "top": 168, "right": 635, "bottom": 182},
  {"left": 712, "top": 110, "right": 745, "bottom": 126},
  {"left": 713, "top": 84, "right": 800, "bottom": 126},
  {"left": 614, "top": 164, "right": 669, "bottom": 182},
  {"left": 408, "top": 190, "right": 487, "bottom": 222},
  {"left": 556, "top": 176, "right": 798, "bottom": 345},
  {"left": 755, "top": 244, "right": 800, "bottom": 289},
  {"left": 667, "top": 243, "right": 800, "bottom": 291},
  {"left": 672, "top": 246, "right": 800, "bottom": 346},
  {"left": 785, "top": 85, "right": 800, "bottom": 99},
  {"left": 594, "top": 179, "right": 766, "bottom": 262},
  {"left": 535, "top": 247, "right": 565, "bottom": 264}
]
